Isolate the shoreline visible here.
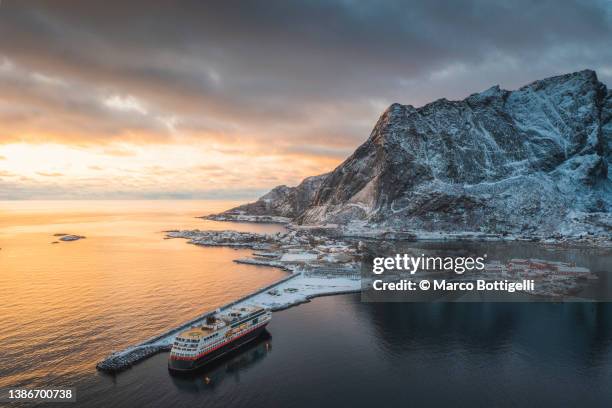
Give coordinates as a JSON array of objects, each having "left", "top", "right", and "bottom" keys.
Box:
[
  {"left": 96, "top": 220, "right": 608, "bottom": 373},
  {"left": 96, "top": 254, "right": 360, "bottom": 373},
  {"left": 204, "top": 214, "right": 611, "bottom": 248}
]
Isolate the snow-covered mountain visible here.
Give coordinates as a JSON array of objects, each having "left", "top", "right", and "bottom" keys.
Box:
[
  {"left": 224, "top": 174, "right": 328, "bottom": 219},
  {"left": 220, "top": 70, "right": 612, "bottom": 238}
]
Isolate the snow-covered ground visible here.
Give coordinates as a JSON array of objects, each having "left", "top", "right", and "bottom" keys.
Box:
[
  {"left": 243, "top": 273, "right": 360, "bottom": 311},
  {"left": 97, "top": 270, "right": 360, "bottom": 371},
  {"left": 150, "top": 271, "right": 359, "bottom": 347},
  {"left": 205, "top": 213, "right": 291, "bottom": 224}
]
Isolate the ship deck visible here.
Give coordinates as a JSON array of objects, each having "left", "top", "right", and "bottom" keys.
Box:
[{"left": 180, "top": 326, "right": 215, "bottom": 339}]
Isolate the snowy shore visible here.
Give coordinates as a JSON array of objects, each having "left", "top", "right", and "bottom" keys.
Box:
[
  {"left": 97, "top": 228, "right": 361, "bottom": 372},
  {"left": 96, "top": 270, "right": 359, "bottom": 372},
  {"left": 200, "top": 211, "right": 611, "bottom": 248},
  {"left": 97, "top": 221, "right": 608, "bottom": 372},
  {"left": 204, "top": 213, "right": 291, "bottom": 224}
]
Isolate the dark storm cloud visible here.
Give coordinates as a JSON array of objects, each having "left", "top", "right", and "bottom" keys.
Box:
[{"left": 0, "top": 0, "right": 610, "bottom": 151}]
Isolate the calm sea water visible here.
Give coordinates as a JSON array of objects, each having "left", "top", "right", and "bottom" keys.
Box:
[
  {"left": 65, "top": 296, "right": 612, "bottom": 408},
  {"left": 2, "top": 201, "right": 612, "bottom": 407},
  {"left": 0, "top": 201, "right": 286, "bottom": 391}
]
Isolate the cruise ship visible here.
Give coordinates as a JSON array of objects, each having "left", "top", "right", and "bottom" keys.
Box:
[{"left": 168, "top": 305, "right": 271, "bottom": 372}]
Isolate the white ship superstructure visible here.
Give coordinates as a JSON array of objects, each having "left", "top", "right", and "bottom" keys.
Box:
[{"left": 168, "top": 305, "right": 271, "bottom": 372}]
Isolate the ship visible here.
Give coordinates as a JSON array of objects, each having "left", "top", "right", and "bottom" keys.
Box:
[{"left": 168, "top": 305, "right": 271, "bottom": 372}]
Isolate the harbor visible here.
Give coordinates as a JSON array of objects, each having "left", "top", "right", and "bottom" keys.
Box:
[
  {"left": 97, "top": 228, "right": 605, "bottom": 372},
  {"left": 96, "top": 268, "right": 360, "bottom": 372}
]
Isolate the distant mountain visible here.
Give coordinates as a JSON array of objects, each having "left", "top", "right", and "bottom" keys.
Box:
[
  {"left": 225, "top": 174, "right": 328, "bottom": 219},
  {"left": 217, "top": 70, "right": 612, "bottom": 238}
]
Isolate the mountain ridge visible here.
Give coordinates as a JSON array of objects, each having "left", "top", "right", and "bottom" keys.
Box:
[{"left": 215, "top": 70, "right": 611, "bottom": 239}]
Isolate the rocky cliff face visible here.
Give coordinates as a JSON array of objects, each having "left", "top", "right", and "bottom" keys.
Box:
[
  {"left": 221, "top": 70, "right": 612, "bottom": 237},
  {"left": 222, "top": 173, "right": 328, "bottom": 219}
]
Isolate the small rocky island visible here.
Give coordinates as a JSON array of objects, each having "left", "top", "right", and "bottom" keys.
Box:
[{"left": 52, "top": 233, "right": 86, "bottom": 242}]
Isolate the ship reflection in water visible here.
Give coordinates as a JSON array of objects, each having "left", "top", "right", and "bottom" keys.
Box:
[
  {"left": 169, "top": 331, "right": 272, "bottom": 391},
  {"left": 76, "top": 292, "right": 612, "bottom": 408}
]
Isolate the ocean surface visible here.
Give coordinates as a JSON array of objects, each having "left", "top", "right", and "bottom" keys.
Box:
[
  {"left": 0, "top": 201, "right": 286, "bottom": 392},
  {"left": 76, "top": 295, "right": 612, "bottom": 408},
  {"left": 1, "top": 201, "right": 612, "bottom": 407}
]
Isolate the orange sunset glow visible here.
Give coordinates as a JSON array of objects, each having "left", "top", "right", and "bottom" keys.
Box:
[
  {"left": 1, "top": 1, "right": 611, "bottom": 199},
  {"left": 0, "top": 52, "right": 348, "bottom": 199},
  {"left": 1, "top": 1, "right": 612, "bottom": 407}
]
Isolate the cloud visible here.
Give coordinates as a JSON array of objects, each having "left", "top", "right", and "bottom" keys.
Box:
[
  {"left": 31, "top": 72, "right": 66, "bottom": 86},
  {"left": 103, "top": 94, "right": 148, "bottom": 115},
  {"left": 101, "top": 146, "right": 137, "bottom": 157},
  {"left": 0, "top": 0, "right": 610, "bottom": 198},
  {"left": 36, "top": 171, "right": 64, "bottom": 177}
]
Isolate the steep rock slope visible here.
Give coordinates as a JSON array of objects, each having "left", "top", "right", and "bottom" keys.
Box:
[
  {"left": 221, "top": 173, "right": 328, "bottom": 219},
  {"left": 223, "top": 70, "right": 612, "bottom": 237}
]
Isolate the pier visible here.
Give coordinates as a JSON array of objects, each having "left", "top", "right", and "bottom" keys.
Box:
[
  {"left": 96, "top": 272, "right": 300, "bottom": 373},
  {"left": 96, "top": 266, "right": 362, "bottom": 373}
]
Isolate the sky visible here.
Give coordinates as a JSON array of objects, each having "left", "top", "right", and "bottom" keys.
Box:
[{"left": 0, "top": 0, "right": 611, "bottom": 200}]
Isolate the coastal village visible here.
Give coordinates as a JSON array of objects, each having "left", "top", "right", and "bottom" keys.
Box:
[
  {"left": 96, "top": 226, "right": 601, "bottom": 372},
  {"left": 164, "top": 228, "right": 598, "bottom": 300},
  {"left": 483, "top": 259, "right": 597, "bottom": 297}
]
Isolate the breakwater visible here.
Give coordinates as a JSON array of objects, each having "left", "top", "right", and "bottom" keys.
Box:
[{"left": 96, "top": 272, "right": 300, "bottom": 373}]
